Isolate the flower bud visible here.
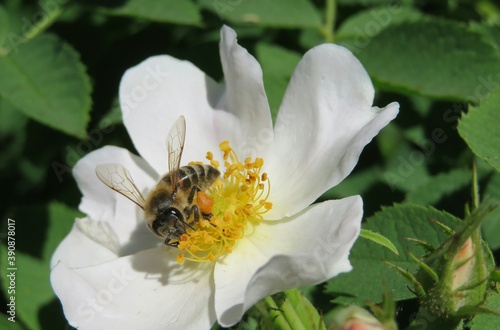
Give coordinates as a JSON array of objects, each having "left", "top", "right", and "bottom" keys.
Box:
[
  {"left": 328, "top": 306, "right": 387, "bottom": 330},
  {"left": 410, "top": 203, "right": 496, "bottom": 326}
]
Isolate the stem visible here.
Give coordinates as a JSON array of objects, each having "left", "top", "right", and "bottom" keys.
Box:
[
  {"left": 323, "top": 0, "right": 336, "bottom": 42},
  {"left": 407, "top": 308, "right": 462, "bottom": 330},
  {"left": 263, "top": 296, "right": 292, "bottom": 330},
  {"left": 472, "top": 161, "right": 479, "bottom": 210}
]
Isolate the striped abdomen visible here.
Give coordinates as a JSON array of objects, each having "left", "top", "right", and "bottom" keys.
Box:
[{"left": 162, "top": 164, "right": 220, "bottom": 192}]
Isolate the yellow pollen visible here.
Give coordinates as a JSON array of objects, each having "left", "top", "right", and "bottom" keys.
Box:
[{"left": 176, "top": 141, "right": 272, "bottom": 263}]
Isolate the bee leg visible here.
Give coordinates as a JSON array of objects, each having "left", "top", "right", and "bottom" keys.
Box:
[
  {"left": 192, "top": 205, "right": 200, "bottom": 223},
  {"left": 165, "top": 239, "right": 179, "bottom": 247},
  {"left": 183, "top": 205, "right": 200, "bottom": 227},
  {"left": 187, "top": 185, "right": 201, "bottom": 204}
]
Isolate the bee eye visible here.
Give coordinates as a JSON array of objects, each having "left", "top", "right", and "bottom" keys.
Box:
[
  {"left": 167, "top": 208, "right": 181, "bottom": 218},
  {"left": 152, "top": 209, "right": 183, "bottom": 232},
  {"left": 152, "top": 217, "right": 167, "bottom": 231}
]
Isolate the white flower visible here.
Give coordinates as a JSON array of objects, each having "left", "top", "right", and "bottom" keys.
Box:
[{"left": 50, "top": 26, "right": 399, "bottom": 329}]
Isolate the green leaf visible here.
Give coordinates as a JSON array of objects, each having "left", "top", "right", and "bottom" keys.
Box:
[
  {"left": 0, "top": 100, "right": 27, "bottom": 173},
  {"left": 0, "top": 202, "right": 78, "bottom": 330},
  {"left": 337, "top": 0, "right": 409, "bottom": 5},
  {"left": 298, "top": 28, "right": 324, "bottom": 50},
  {"left": 200, "top": 0, "right": 321, "bottom": 28},
  {"left": 99, "top": 99, "right": 123, "bottom": 127},
  {"left": 256, "top": 43, "right": 301, "bottom": 118},
  {"left": 381, "top": 138, "right": 431, "bottom": 192},
  {"left": 325, "top": 204, "right": 461, "bottom": 304},
  {"left": 481, "top": 171, "right": 500, "bottom": 250},
  {"left": 0, "top": 5, "right": 8, "bottom": 49},
  {"left": 0, "top": 99, "right": 28, "bottom": 134},
  {"left": 458, "top": 88, "right": 500, "bottom": 171},
  {"left": 103, "top": 0, "right": 202, "bottom": 25},
  {"left": 0, "top": 34, "right": 91, "bottom": 139},
  {"left": 376, "top": 122, "right": 404, "bottom": 162},
  {"left": 405, "top": 168, "right": 471, "bottom": 205},
  {"left": 360, "top": 229, "right": 399, "bottom": 256},
  {"left": 0, "top": 251, "right": 49, "bottom": 330},
  {"left": 42, "top": 202, "right": 81, "bottom": 260},
  {"left": 1, "top": 2, "right": 62, "bottom": 55},
  {"left": 322, "top": 167, "right": 380, "bottom": 199},
  {"left": 0, "top": 315, "right": 28, "bottom": 330},
  {"left": 336, "top": 5, "right": 422, "bottom": 40},
  {"left": 470, "top": 291, "right": 500, "bottom": 328},
  {"left": 469, "top": 22, "right": 500, "bottom": 49},
  {"left": 342, "top": 18, "right": 500, "bottom": 100}
]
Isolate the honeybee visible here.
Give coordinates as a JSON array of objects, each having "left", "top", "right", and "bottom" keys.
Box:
[{"left": 95, "top": 116, "right": 220, "bottom": 247}]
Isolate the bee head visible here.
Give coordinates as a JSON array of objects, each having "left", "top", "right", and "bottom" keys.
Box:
[{"left": 151, "top": 208, "right": 186, "bottom": 241}]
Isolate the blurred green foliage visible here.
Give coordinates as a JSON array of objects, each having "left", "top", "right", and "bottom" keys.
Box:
[{"left": 1, "top": 0, "right": 500, "bottom": 329}]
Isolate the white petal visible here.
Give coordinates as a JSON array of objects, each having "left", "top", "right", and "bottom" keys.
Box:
[
  {"left": 50, "top": 220, "right": 118, "bottom": 269},
  {"left": 73, "top": 146, "right": 160, "bottom": 256},
  {"left": 214, "top": 26, "right": 273, "bottom": 157},
  {"left": 51, "top": 247, "right": 215, "bottom": 330},
  {"left": 265, "top": 44, "right": 399, "bottom": 218},
  {"left": 120, "top": 55, "right": 224, "bottom": 175},
  {"left": 213, "top": 196, "right": 362, "bottom": 327}
]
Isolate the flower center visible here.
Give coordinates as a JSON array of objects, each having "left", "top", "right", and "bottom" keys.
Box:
[{"left": 176, "top": 141, "right": 272, "bottom": 263}]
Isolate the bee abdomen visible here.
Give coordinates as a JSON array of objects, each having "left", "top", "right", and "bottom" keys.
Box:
[{"left": 163, "top": 164, "right": 220, "bottom": 191}]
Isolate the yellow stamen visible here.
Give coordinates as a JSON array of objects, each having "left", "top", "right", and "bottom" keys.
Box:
[{"left": 176, "top": 141, "right": 272, "bottom": 263}]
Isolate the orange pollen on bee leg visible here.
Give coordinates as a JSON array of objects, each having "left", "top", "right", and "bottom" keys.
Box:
[
  {"left": 176, "top": 141, "right": 272, "bottom": 264},
  {"left": 197, "top": 191, "right": 214, "bottom": 214}
]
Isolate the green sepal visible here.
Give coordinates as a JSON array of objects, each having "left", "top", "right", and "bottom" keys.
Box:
[
  {"left": 383, "top": 261, "right": 426, "bottom": 298},
  {"left": 404, "top": 237, "right": 435, "bottom": 253},
  {"left": 360, "top": 229, "right": 400, "bottom": 256},
  {"left": 407, "top": 249, "right": 439, "bottom": 283},
  {"left": 428, "top": 217, "right": 455, "bottom": 235},
  {"left": 489, "top": 269, "right": 500, "bottom": 283},
  {"left": 414, "top": 202, "right": 496, "bottom": 320},
  {"left": 367, "top": 289, "right": 398, "bottom": 330},
  {"left": 257, "top": 289, "right": 326, "bottom": 330}
]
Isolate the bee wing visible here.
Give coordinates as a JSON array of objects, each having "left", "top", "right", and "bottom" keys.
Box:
[
  {"left": 167, "top": 115, "right": 186, "bottom": 192},
  {"left": 95, "top": 163, "right": 145, "bottom": 209}
]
